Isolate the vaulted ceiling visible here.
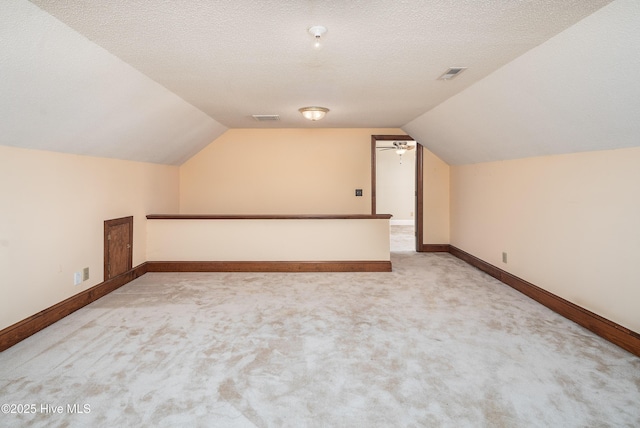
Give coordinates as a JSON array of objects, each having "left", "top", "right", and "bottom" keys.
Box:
[
  {"left": 4, "top": 0, "right": 637, "bottom": 165},
  {"left": 28, "top": 0, "right": 612, "bottom": 129}
]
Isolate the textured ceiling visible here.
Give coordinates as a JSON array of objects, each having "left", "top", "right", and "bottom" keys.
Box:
[
  {"left": 28, "top": 0, "right": 612, "bottom": 129},
  {"left": 1, "top": 0, "right": 227, "bottom": 165},
  {"left": 405, "top": 0, "right": 640, "bottom": 165}
]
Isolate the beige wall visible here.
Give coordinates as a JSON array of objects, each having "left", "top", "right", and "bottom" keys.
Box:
[
  {"left": 422, "top": 147, "right": 450, "bottom": 245},
  {"left": 147, "top": 219, "right": 390, "bottom": 262},
  {"left": 0, "top": 146, "right": 179, "bottom": 330},
  {"left": 1, "top": 128, "right": 454, "bottom": 331},
  {"left": 180, "top": 128, "right": 403, "bottom": 215},
  {"left": 181, "top": 128, "right": 452, "bottom": 246},
  {"left": 450, "top": 147, "right": 640, "bottom": 332}
]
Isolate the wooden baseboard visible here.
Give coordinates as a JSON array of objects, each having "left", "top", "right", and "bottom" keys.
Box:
[
  {"left": 0, "top": 263, "right": 148, "bottom": 352},
  {"left": 4, "top": 250, "right": 638, "bottom": 357},
  {"left": 418, "top": 244, "right": 450, "bottom": 252},
  {"left": 448, "top": 245, "right": 640, "bottom": 357},
  {"left": 146, "top": 260, "right": 392, "bottom": 273},
  {"left": 0, "top": 260, "right": 388, "bottom": 351}
]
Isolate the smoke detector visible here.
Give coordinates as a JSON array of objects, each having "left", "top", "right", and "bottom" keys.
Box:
[{"left": 308, "top": 25, "right": 327, "bottom": 49}]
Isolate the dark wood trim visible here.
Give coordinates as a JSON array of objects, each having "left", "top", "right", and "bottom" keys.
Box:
[
  {"left": 415, "top": 143, "right": 425, "bottom": 252},
  {"left": 0, "top": 263, "right": 147, "bottom": 352},
  {"left": 448, "top": 245, "right": 640, "bottom": 357},
  {"left": 371, "top": 136, "right": 377, "bottom": 215},
  {"left": 371, "top": 134, "right": 418, "bottom": 248},
  {"left": 448, "top": 246, "right": 501, "bottom": 278},
  {"left": 146, "top": 261, "right": 392, "bottom": 273},
  {"left": 371, "top": 135, "right": 415, "bottom": 142},
  {"left": 147, "top": 214, "right": 392, "bottom": 220},
  {"left": 4, "top": 246, "right": 637, "bottom": 357},
  {"left": 420, "top": 244, "right": 449, "bottom": 252}
]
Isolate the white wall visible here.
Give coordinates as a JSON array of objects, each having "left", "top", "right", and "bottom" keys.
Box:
[
  {"left": 376, "top": 145, "right": 415, "bottom": 224},
  {"left": 0, "top": 146, "right": 179, "bottom": 330}
]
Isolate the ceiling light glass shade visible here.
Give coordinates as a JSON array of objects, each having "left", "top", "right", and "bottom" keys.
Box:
[
  {"left": 396, "top": 148, "right": 407, "bottom": 155},
  {"left": 299, "top": 106, "right": 329, "bottom": 121}
]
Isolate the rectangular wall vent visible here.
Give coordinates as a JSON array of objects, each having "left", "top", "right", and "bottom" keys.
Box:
[
  {"left": 438, "top": 67, "right": 467, "bottom": 80},
  {"left": 252, "top": 114, "right": 280, "bottom": 121}
]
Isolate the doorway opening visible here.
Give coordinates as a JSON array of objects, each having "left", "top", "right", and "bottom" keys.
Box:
[{"left": 371, "top": 135, "right": 423, "bottom": 252}]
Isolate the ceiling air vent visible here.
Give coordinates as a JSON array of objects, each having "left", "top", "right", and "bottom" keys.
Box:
[
  {"left": 252, "top": 114, "right": 280, "bottom": 122},
  {"left": 438, "top": 67, "right": 467, "bottom": 80}
]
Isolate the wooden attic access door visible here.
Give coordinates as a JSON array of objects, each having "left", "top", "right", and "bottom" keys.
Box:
[{"left": 104, "top": 216, "right": 133, "bottom": 280}]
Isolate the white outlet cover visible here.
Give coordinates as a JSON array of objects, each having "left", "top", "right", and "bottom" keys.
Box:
[{"left": 74, "top": 272, "right": 82, "bottom": 285}]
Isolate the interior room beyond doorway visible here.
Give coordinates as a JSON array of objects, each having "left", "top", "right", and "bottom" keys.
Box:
[{"left": 374, "top": 138, "right": 417, "bottom": 252}]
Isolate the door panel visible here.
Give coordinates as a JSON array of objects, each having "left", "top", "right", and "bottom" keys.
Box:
[{"left": 104, "top": 216, "right": 133, "bottom": 280}]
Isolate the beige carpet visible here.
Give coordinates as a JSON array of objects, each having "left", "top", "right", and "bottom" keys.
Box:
[
  {"left": 1, "top": 227, "right": 639, "bottom": 427},
  {"left": 390, "top": 225, "right": 416, "bottom": 252}
]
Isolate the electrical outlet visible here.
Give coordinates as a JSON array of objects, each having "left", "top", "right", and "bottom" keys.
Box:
[
  {"left": 83, "top": 267, "right": 89, "bottom": 281},
  {"left": 355, "top": 189, "right": 363, "bottom": 197},
  {"left": 502, "top": 252, "right": 508, "bottom": 263},
  {"left": 74, "top": 272, "right": 82, "bottom": 285}
]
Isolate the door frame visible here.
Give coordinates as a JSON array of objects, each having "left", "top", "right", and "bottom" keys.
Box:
[
  {"left": 104, "top": 216, "right": 133, "bottom": 280},
  {"left": 371, "top": 135, "right": 424, "bottom": 251}
]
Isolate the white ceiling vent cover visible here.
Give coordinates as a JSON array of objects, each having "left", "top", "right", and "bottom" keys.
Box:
[
  {"left": 438, "top": 67, "right": 467, "bottom": 80},
  {"left": 252, "top": 114, "right": 280, "bottom": 121}
]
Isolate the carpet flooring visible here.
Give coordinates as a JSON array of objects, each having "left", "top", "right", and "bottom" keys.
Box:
[{"left": 1, "top": 227, "right": 638, "bottom": 427}]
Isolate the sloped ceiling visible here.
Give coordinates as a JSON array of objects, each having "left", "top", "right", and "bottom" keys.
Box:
[
  {"left": 405, "top": 0, "right": 640, "bottom": 165},
  {"left": 1, "top": 0, "right": 625, "bottom": 165},
  {"left": 1, "top": 0, "right": 227, "bottom": 165}
]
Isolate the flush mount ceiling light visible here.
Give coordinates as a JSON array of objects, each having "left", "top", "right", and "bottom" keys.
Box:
[
  {"left": 299, "top": 106, "right": 329, "bottom": 121},
  {"left": 308, "top": 25, "right": 327, "bottom": 49}
]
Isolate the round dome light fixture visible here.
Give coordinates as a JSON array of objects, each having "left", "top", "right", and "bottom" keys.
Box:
[{"left": 299, "top": 106, "right": 329, "bottom": 121}]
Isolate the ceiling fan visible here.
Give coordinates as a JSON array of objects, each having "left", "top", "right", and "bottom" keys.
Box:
[{"left": 376, "top": 141, "right": 416, "bottom": 155}]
